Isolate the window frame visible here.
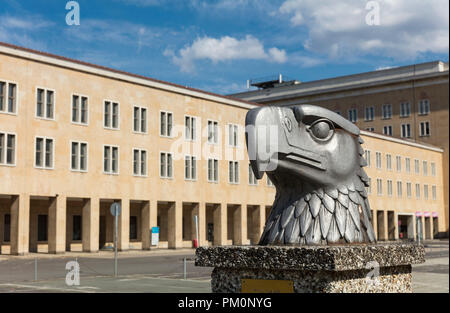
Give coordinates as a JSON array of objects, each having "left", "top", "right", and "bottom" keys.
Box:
[
  {"left": 159, "top": 110, "right": 174, "bottom": 138},
  {"left": 0, "top": 79, "right": 19, "bottom": 115},
  {"left": 227, "top": 123, "right": 239, "bottom": 147},
  {"left": 34, "top": 136, "right": 55, "bottom": 170},
  {"left": 133, "top": 105, "right": 148, "bottom": 134},
  {"left": 70, "top": 140, "right": 89, "bottom": 172},
  {"left": 207, "top": 158, "right": 219, "bottom": 183},
  {"left": 207, "top": 119, "right": 219, "bottom": 145},
  {"left": 71, "top": 93, "right": 89, "bottom": 126},
  {"left": 0, "top": 131, "right": 17, "bottom": 167},
  {"left": 184, "top": 115, "right": 198, "bottom": 142},
  {"left": 35, "top": 87, "right": 56, "bottom": 121},
  {"left": 419, "top": 121, "right": 430, "bottom": 137},
  {"left": 102, "top": 144, "right": 120, "bottom": 175},
  {"left": 159, "top": 151, "right": 174, "bottom": 179},
  {"left": 381, "top": 104, "right": 392, "bottom": 120},
  {"left": 132, "top": 148, "right": 148, "bottom": 177},
  {"left": 103, "top": 99, "right": 120, "bottom": 130}
]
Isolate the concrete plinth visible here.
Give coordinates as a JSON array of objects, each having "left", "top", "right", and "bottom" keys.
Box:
[{"left": 195, "top": 243, "right": 425, "bottom": 293}]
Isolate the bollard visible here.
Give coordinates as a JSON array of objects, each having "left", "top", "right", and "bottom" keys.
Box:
[{"left": 183, "top": 257, "right": 187, "bottom": 280}]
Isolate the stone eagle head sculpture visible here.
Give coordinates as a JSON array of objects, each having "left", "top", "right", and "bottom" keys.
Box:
[{"left": 246, "top": 104, "right": 376, "bottom": 245}]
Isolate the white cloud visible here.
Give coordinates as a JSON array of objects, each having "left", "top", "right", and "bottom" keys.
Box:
[
  {"left": 278, "top": 0, "right": 449, "bottom": 60},
  {"left": 64, "top": 19, "right": 162, "bottom": 52},
  {"left": 0, "top": 14, "right": 53, "bottom": 50},
  {"left": 167, "top": 35, "right": 287, "bottom": 72}
]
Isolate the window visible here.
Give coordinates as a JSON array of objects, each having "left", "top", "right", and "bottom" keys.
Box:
[
  {"left": 386, "top": 154, "right": 392, "bottom": 171},
  {"left": 423, "top": 161, "right": 428, "bottom": 176},
  {"left": 364, "top": 150, "right": 371, "bottom": 167},
  {"left": 267, "top": 175, "right": 274, "bottom": 187},
  {"left": 36, "top": 88, "right": 54, "bottom": 119},
  {"left": 185, "top": 116, "right": 197, "bottom": 141},
  {"left": 382, "top": 104, "right": 392, "bottom": 119},
  {"left": 160, "top": 111, "right": 173, "bottom": 137},
  {"left": 228, "top": 124, "right": 238, "bottom": 147},
  {"left": 366, "top": 127, "right": 375, "bottom": 132},
  {"left": 71, "top": 141, "right": 88, "bottom": 172},
  {"left": 4, "top": 214, "right": 11, "bottom": 242},
  {"left": 432, "top": 186, "right": 437, "bottom": 200},
  {"left": 104, "top": 101, "right": 119, "bottom": 129},
  {"left": 367, "top": 178, "right": 372, "bottom": 194},
  {"left": 185, "top": 155, "right": 197, "bottom": 180},
  {"left": 248, "top": 164, "right": 258, "bottom": 185},
  {"left": 160, "top": 152, "right": 173, "bottom": 178},
  {"left": 414, "top": 159, "right": 420, "bottom": 174},
  {"left": 130, "top": 216, "right": 138, "bottom": 240},
  {"left": 37, "top": 215, "right": 48, "bottom": 242},
  {"left": 365, "top": 107, "right": 374, "bottom": 121},
  {"left": 387, "top": 180, "right": 393, "bottom": 197},
  {"left": 0, "top": 132, "right": 16, "bottom": 166},
  {"left": 133, "top": 106, "right": 147, "bottom": 133},
  {"left": 424, "top": 185, "right": 429, "bottom": 200},
  {"left": 72, "top": 95, "right": 88, "bottom": 124},
  {"left": 397, "top": 181, "right": 402, "bottom": 198},
  {"left": 0, "top": 81, "right": 17, "bottom": 114},
  {"left": 229, "top": 161, "right": 239, "bottom": 184},
  {"left": 208, "top": 158, "right": 219, "bottom": 183},
  {"left": 431, "top": 162, "right": 436, "bottom": 176},
  {"left": 401, "top": 124, "right": 411, "bottom": 138},
  {"left": 208, "top": 120, "right": 219, "bottom": 144},
  {"left": 72, "top": 215, "right": 82, "bottom": 241},
  {"left": 415, "top": 184, "right": 420, "bottom": 199},
  {"left": 377, "top": 179, "right": 382, "bottom": 196},
  {"left": 104, "top": 145, "right": 119, "bottom": 174},
  {"left": 383, "top": 126, "right": 393, "bottom": 136},
  {"left": 348, "top": 109, "right": 357, "bottom": 123},
  {"left": 405, "top": 158, "right": 411, "bottom": 173},
  {"left": 406, "top": 183, "right": 412, "bottom": 198},
  {"left": 396, "top": 156, "right": 401, "bottom": 172},
  {"left": 133, "top": 149, "right": 147, "bottom": 176},
  {"left": 400, "top": 102, "right": 411, "bottom": 117},
  {"left": 419, "top": 122, "right": 430, "bottom": 137},
  {"left": 35, "top": 137, "right": 54, "bottom": 169},
  {"left": 418, "top": 99, "right": 430, "bottom": 115},
  {"left": 375, "top": 152, "right": 382, "bottom": 169}
]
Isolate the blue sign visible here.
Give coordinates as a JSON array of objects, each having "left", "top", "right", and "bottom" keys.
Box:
[{"left": 152, "top": 227, "right": 159, "bottom": 234}]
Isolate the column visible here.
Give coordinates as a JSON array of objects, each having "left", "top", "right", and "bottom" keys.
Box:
[
  {"left": 198, "top": 202, "right": 206, "bottom": 246},
  {"left": 82, "top": 197, "right": 99, "bottom": 253},
  {"left": 118, "top": 199, "right": 129, "bottom": 251},
  {"left": 213, "top": 203, "right": 227, "bottom": 246},
  {"left": 168, "top": 201, "right": 182, "bottom": 249},
  {"left": 48, "top": 196, "right": 67, "bottom": 254},
  {"left": 10, "top": 194, "right": 29, "bottom": 255},
  {"left": 371, "top": 210, "right": 377, "bottom": 240},
  {"left": 233, "top": 205, "right": 248, "bottom": 245},
  {"left": 252, "top": 205, "right": 265, "bottom": 243},
  {"left": 383, "top": 210, "right": 389, "bottom": 241},
  {"left": 141, "top": 201, "right": 151, "bottom": 250}
]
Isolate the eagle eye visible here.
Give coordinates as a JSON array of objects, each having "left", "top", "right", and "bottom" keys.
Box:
[{"left": 309, "top": 119, "right": 335, "bottom": 141}]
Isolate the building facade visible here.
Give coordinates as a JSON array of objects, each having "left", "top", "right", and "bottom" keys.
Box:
[
  {"left": 0, "top": 42, "right": 446, "bottom": 256},
  {"left": 233, "top": 61, "right": 449, "bottom": 236}
]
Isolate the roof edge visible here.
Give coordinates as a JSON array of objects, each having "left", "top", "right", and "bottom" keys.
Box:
[{"left": 0, "top": 41, "right": 260, "bottom": 110}]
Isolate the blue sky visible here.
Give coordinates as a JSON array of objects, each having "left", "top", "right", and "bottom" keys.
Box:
[{"left": 0, "top": 0, "right": 448, "bottom": 94}]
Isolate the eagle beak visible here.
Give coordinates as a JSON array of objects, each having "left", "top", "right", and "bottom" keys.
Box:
[{"left": 245, "top": 106, "right": 280, "bottom": 180}]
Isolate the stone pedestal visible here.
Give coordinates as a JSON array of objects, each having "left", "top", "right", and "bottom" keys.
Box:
[{"left": 195, "top": 243, "right": 425, "bottom": 293}]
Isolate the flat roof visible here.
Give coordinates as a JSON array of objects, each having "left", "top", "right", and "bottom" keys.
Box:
[
  {"left": 0, "top": 41, "right": 260, "bottom": 110},
  {"left": 232, "top": 60, "right": 449, "bottom": 102}
]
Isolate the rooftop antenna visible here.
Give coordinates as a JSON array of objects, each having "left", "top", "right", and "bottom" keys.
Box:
[
  {"left": 247, "top": 79, "right": 250, "bottom": 90},
  {"left": 279, "top": 74, "right": 283, "bottom": 84}
]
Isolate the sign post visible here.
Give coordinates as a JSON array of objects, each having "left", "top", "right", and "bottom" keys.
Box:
[
  {"left": 151, "top": 227, "right": 159, "bottom": 247},
  {"left": 110, "top": 202, "right": 121, "bottom": 277}
]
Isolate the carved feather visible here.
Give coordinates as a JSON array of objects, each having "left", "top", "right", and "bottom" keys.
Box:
[
  {"left": 309, "top": 193, "right": 321, "bottom": 217},
  {"left": 334, "top": 202, "right": 347, "bottom": 236},
  {"left": 322, "top": 193, "right": 335, "bottom": 213},
  {"left": 299, "top": 206, "right": 312, "bottom": 237},
  {"left": 319, "top": 205, "right": 333, "bottom": 239},
  {"left": 294, "top": 198, "right": 307, "bottom": 218}
]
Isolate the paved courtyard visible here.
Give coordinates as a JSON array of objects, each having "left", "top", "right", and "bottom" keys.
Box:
[{"left": 0, "top": 241, "right": 447, "bottom": 293}]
